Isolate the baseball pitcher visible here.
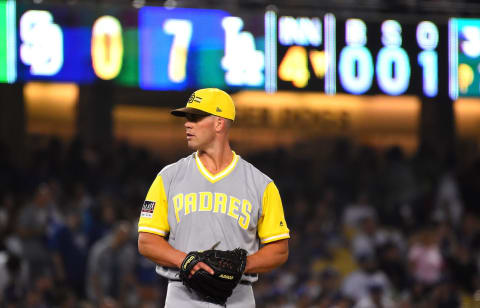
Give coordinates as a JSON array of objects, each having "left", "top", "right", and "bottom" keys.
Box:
[{"left": 138, "top": 88, "right": 290, "bottom": 307}]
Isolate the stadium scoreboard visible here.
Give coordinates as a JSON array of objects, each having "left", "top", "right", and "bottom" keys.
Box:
[{"left": 0, "top": 0, "right": 479, "bottom": 99}]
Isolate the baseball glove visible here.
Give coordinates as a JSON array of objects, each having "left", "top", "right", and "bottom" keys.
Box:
[{"left": 179, "top": 248, "right": 248, "bottom": 305}]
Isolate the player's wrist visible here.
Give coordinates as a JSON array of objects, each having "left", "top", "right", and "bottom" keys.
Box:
[
  {"left": 176, "top": 253, "right": 187, "bottom": 268},
  {"left": 244, "top": 255, "right": 253, "bottom": 273}
]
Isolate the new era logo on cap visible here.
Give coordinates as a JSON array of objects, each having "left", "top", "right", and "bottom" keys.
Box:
[{"left": 216, "top": 107, "right": 222, "bottom": 112}]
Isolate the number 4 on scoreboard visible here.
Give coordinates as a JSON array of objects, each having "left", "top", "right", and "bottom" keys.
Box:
[
  {"left": 278, "top": 46, "right": 326, "bottom": 88},
  {"left": 278, "top": 46, "right": 309, "bottom": 88}
]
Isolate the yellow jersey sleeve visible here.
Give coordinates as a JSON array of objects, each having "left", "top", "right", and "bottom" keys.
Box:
[
  {"left": 258, "top": 181, "right": 290, "bottom": 244},
  {"left": 138, "top": 175, "right": 170, "bottom": 236}
]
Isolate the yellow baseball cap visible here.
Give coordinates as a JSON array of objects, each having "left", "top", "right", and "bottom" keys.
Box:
[{"left": 171, "top": 88, "right": 236, "bottom": 121}]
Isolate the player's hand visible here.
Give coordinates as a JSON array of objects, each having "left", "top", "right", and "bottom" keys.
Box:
[
  {"left": 189, "top": 261, "right": 214, "bottom": 278},
  {"left": 179, "top": 248, "right": 247, "bottom": 305}
]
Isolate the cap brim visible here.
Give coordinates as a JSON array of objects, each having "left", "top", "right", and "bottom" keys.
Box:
[{"left": 170, "top": 107, "right": 211, "bottom": 117}]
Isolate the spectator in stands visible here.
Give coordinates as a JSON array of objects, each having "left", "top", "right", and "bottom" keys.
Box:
[
  {"left": 0, "top": 193, "right": 16, "bottom": 251},
  {"left": 407, "top": 223, "right": 447, "bottom": 306},
  {"left": 342, "top": 191, "right": 377, "bottom": 234},
  {"left": 1, "top": 253, "right": 26, "bottom": 307},
  {"left": 408, "top": 224, "right": 444, "bottom": 287},
  {"left": 380, "top": 146, "right": 418, "bottom": 226},
  {"left": 86, "top": 221, "right": 136, "bottom": 305},
  {"left": 428, "top": 278, "right": 461, "bottom": 308},
  {"left": 434, "top": 168, "right": 464, "bottom": 227},
  {"left": 457, "top": 212, "right": 480, "bottom": 254},
  {"left": 377, "top": 241, "right": 409, "bottom": 293},
  {"left": 49, "top": 208, "right": 88, "bottom": 298},
  {"left": 446, "top": 243, "right": 478, "bottom": 294},
  {"left": 84, "top": 193, "right": 117, "bottom": 248},
  {"left": 342, "top": 253, "right": 392, "bottom": 302},
  {"left": 134, "top": 251, "right": 166, "bottom": 307},
  {"left": 353, "top": 282, "right": 395, "bottom": 308},
  {"left": 16, "top": 183, "right": 61, "bottom": 279},
  {"left": 351, "top": 215, "right": 381, "bottom": 258},
  {"left": 309, "top": 267, "right": 342, "bottom": 307}
]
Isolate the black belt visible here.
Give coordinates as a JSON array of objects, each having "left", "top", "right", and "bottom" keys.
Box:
[{"left": 168, "top": 278, "right": 252, "bottom": 285}]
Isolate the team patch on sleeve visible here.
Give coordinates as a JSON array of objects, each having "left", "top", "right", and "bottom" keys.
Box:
[{"left": 141, "top": 200, "right": 156, "bottom": 218}]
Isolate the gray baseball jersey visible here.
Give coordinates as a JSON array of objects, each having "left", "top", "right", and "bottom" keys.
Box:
[{"left": 138, "top": 151, "right": 289, "bottom": 305}]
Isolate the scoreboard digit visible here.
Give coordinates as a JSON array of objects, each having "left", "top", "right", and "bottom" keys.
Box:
[
  {"left": 91, "top": 16, "right": 124, "bottom": 81},
  {"left": 163, "top": 19, "right": 192, "bottom": 83},
  {"left": 417, "top": 21, "right": 439, "bottom": 97},
  {"left": 338, "top": 18, "right": 373, "bottom": 95},
  {"left": 376, "top": 20, "right": 411, "bottom": 95}
]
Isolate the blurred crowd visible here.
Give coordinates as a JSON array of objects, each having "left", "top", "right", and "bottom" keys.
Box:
[
  {"left": 1, "top": 135, "right": 480, "bottom": 308},
  {"left": 252, "top": 138, "right": 480, "bottom": 308},
  {"left": 0, "top": 137, "right": 168, "bottom": 308}
]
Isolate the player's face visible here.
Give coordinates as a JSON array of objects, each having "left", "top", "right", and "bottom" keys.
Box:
[{"left": 184, "top": 114, "right": 216, "bottom": 150}]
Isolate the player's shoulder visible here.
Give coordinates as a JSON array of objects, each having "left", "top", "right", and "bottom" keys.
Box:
[
  {"left": 157, "top": 153, "right": 195, "bottom": 178},
  {"left": 236, "top": 155, "right": 273, "bottom": 185}
]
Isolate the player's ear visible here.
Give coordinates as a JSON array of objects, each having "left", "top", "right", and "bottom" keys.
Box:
[{"left": 214, "top": 116, "right": 225, "bottom": 132}]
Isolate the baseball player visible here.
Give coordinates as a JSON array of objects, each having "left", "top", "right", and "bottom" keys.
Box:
[{"left": 137, "top": 88, "right": 290, "bottom": 307}]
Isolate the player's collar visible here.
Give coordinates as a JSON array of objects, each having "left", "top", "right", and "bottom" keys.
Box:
[{"left": 195, "top": 151, "right": 239, "bottom": 183}]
